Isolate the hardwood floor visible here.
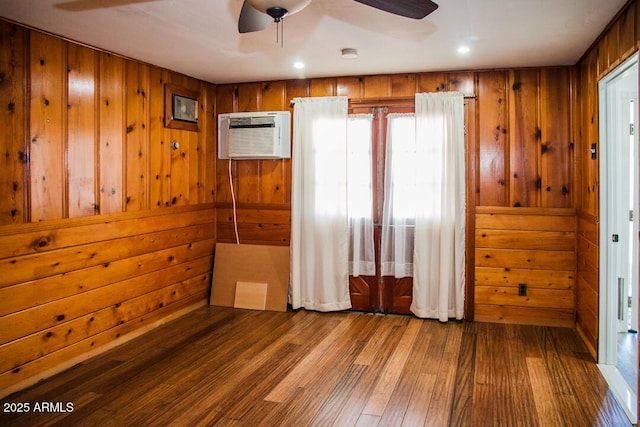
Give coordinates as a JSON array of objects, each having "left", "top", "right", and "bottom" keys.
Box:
[
  {"left": 0, "top": 306, "right": 632, "bottom": 426},
  {"left": 617, "top": 331, "right": 638, "bottom": 396}
]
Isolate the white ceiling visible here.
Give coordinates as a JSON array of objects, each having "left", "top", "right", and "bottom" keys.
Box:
[{"left": 0, "top": 0, "right": 628, "bottom": 84}]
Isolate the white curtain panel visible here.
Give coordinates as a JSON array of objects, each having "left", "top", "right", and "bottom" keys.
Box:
[
  {"left": 381, "top": 113, "right": 417, "bottom": 278},
  {"left": 347, "top": 114, "right": 376, "bottom": 277},
  {"left": 290, "top": 96, "right": 352, "bottom": 311},
  {"left": 411, "top": 92, "right": 466, "bottom": 321}
]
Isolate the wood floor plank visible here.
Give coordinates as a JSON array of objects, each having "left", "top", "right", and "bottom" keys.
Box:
[
  {"left": 551, "top": 327, "right": 630, "bottom": 426},
  {"left": 470, "top": 322, "right": 496, "bottom": 426},
  {"left": 255, "top": 316, "right": 378, "bottom": 427},
  {"left": 264, "top": 313, "right": 359, "bottom": 403},
  {"left": 537, "top": 327, "right": 593, "bottom": 426},
  {"left": 491, "top": 323, "right": 519, "bottom": 425},
  {"left": 526, "top": 356, "right": 564, "bottom": 426},
  {"left": 401, "top": 321, "right": 449, "bottom": 426},
  {"left": 378, "top": 321, "right": 433, "bottom": 426},
  {"left": 504, "top": 324, "right": 540, "bottom": 425},
  {"left": 0, "top": 306, "right": 632, "bottom": 427},
  {"left": 329, "top": 322, "right": 409, "bottom": 427},
  {"left": 447, "top": 322, "right": 476, "bottom": 426},
  {"left": 355, "top": 414, "right": 381, "bottom": 427},
  {"left": 423, "top": 323, "right": 464, "bottom": 426},
  {"left": 362, "top": 318, "right": 422, "bottom": 417}
]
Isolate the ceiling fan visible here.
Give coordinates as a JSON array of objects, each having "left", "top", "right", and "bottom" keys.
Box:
[{"left": 238, "top": 0, "right": 439, "bottom": 34}]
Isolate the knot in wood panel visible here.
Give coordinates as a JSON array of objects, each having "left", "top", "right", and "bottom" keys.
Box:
[{"left": 33, "top": 236, "right": 50, "bottom": 250}]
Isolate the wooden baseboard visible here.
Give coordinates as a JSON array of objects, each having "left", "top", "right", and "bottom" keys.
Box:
[{"left": 576, "top": 322, "right": 598, "bottom": 361}]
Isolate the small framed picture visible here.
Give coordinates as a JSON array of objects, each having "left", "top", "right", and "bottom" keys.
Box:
[{"left": 164, "top": 84, "right": 200, "bottom": 131}]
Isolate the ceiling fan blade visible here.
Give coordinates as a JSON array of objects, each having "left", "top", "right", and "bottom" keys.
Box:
[
  {"left": 238, "top": 1, "right": 273, "bottom": 34},
  {"left": 55, "top": 0, "right": 158, "bottom": 11},
  {"left": 354, "top": 0, "right": 438, "bottom": 19}
]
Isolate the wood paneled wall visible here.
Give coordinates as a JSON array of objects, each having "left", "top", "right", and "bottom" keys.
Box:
[
  {"left": 0, "top": 206, "right": 215, "bottom": 397},
  {"left": 215, "top": 68, "right": 574, "bottom": 326},
  {"left": 475, "top": 207, "right": 576, "bottom": 327},
  {"left": 574, "top": 0, "right": 638, "bottom": 357},
  {"left": 0, "top": 22, "right": 216, "bottom": 224},
  {"left": 0, "top": 21, "right": 217, "bottom": 397}
]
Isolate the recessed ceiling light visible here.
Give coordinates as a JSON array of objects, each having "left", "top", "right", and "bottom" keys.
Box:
[
  {"left": 293, "top": 61, "right": 305, "bottom": 69},
  {"left": 341, "top": 48, "right": 358, "bottom": 59},
  {"left": 457, "top": 45, "right": 470, "bottom": 54}
]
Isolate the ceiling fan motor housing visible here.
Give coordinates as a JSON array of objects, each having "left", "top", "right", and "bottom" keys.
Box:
[
  {"left": 246, "top": 0, "right": 312, "bottom": 17},
  {"left": 267, "top": 6, "right": 288, "bottom": 21}
]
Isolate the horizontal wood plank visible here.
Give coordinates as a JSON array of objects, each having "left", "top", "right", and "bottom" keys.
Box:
[
  {"left": 577, "top": 234, "right": 598, "bottom": 271},
  {"left": 475, "top": 248, "right": 576, "bottom": 270},
  {"left": 1, "top": 273, "right": 210, "bottom": 374},
  {"left": 475, "top": 229, "right": 575, "bottom": 251},
  {"left": 0, "top": 223, "right": 214, "bottom": 288},
  {"left": 577, "top": 216, "right": 598, "bottom": 244},
  {"left": 0, "top": 239, "right": 215, "bottom": 316},
  {"left": 475, "top": 286, "right": 574, "bottom": 309},
  {"left": 217, "top": 222, "right": 290, "bottom": 245},
  {"left": 0, "top": 205, "right": 214, "bottom": 258},
  {"left": 0, "top": 292, "right": 207, "bottom": 391},
  {"left": 476, "top": 213, "right": 575, "bottom": 232},
  {"left": 216, "top": 207, "right": 290, "bottom": 224},
  {"left": 474, "top": 267, "right": 574, "bottom": 289},
  {"left": 1, "top": 256, "right": 212, "bottom": 344},
  {"left": 474, "top": 305, "right": 574, "bottom": 328}
]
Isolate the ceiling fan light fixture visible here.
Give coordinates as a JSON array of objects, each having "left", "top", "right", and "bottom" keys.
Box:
[{"left": 341, "top": 48, "right": 358, "bottom": 59}]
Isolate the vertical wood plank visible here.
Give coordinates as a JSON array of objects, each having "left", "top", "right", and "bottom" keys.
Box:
[
  {"left": 188, "top": 124, "right": 200, "bottom": 204},
  {"left": 508, "top": 69, "right": 539, "bottom": 208},
  {"left": 29, "top": 32, "right": 65, "bottom": 221},
  {"left": 310, "top": 78, "right": 335, "bottom": 97},
  {"left": 286, "top": 79, "right": 310, "bottom": 101},
  {"left": 618, "top": 2, "right": 636, "bottom": 59},
  {"left": 579, "top": 53, "right": 599, "bottom": 216},
  {"left": 124, "top": 61, "right": 150, "bottom": 211},
  {"left": 363, "top": 75, "right": 390, "bottom": 98},
  {"left": 216, "top": 84, "right": 236, "bottom": 115},
  {"left": 167, "top": 74, "right": 203, "bottom": 207},
  {"left": 448, "top": 72, "right": 475, "bottom": 96},
  {"left": 261, "top": 80, "right": 286, "bottom": 110},
  {"left": 417, "top": 72, "right": 447, "bottom": 93},
  {"left": 605, "top": 21, "right": 620, "bottom": 71},
  {"left": 261, "top": 81, "right": 288, "bottom": 205},
  {"left": 98, "top": 52, "right": 125, "bottom": 214},
  {"left": 477, "top": 71, "right": 508, "bottom": 207},
  {"left": 169, "top": 128, "right": 189, "bottom": 206},
  {"left": 148, "top": 68, "right": 170, "bottom": 208},
  {"left": 0, "top": 22, "right": 27, "bottom": 224},
  {"left": 200, "top": 82, "right": 216, "bottom": 204},
  {"left": 540, "top": 68, "right": 571, "bottom": 208},
  {"left": 596, "top": 43, "right": 607, "bottom": 78},
  {"left": 67, "top": 43, "right": 97, "bottom": 218},
  {"left": 237, "top": 82, "right": 261, "bottom": 112},
  {"left": 235, "top": 83, "right": 262, "bottom": 204},
  {"left": 390, "top": 74, "right": 416, "bottom": 97},
  {"left": 337, "top": 76, "right": 363, "bottom": 98},
  {"left": 215, "top": 84, "right": 236, "bottom": 205}
]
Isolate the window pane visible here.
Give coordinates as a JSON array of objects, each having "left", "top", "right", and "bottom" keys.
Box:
[
  {"left": 347, "top": 115, "right": 373, "bottom": 219},
  {"left": 389, "top": 115, "right": 417, "bottom": 219}
]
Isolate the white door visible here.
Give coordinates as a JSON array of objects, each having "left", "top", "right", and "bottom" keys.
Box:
[{"left": 598, "top": 52, "right": 638, "bottom": 424}]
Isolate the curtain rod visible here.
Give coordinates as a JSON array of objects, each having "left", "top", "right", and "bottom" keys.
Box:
[{"left": 290, "top": 94, "right": 477, "bottom": 108}]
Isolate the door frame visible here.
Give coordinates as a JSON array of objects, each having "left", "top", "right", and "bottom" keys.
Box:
[{"left": 597, "top": 51, "right": 638, "bottom": 424}]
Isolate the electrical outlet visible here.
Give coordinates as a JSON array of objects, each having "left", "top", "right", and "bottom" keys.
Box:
[{"left": 518, "top": 283, "right": 527, "bottom": 296}]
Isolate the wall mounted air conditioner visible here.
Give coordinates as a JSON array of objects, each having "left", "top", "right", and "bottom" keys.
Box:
[{"left": 218, "top": 111, "right": 291, "bottom": 159}]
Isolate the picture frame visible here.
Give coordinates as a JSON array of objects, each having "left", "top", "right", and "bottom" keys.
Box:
[{"left": 164, "top": 84, "right": 200, "bottom": 132}]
